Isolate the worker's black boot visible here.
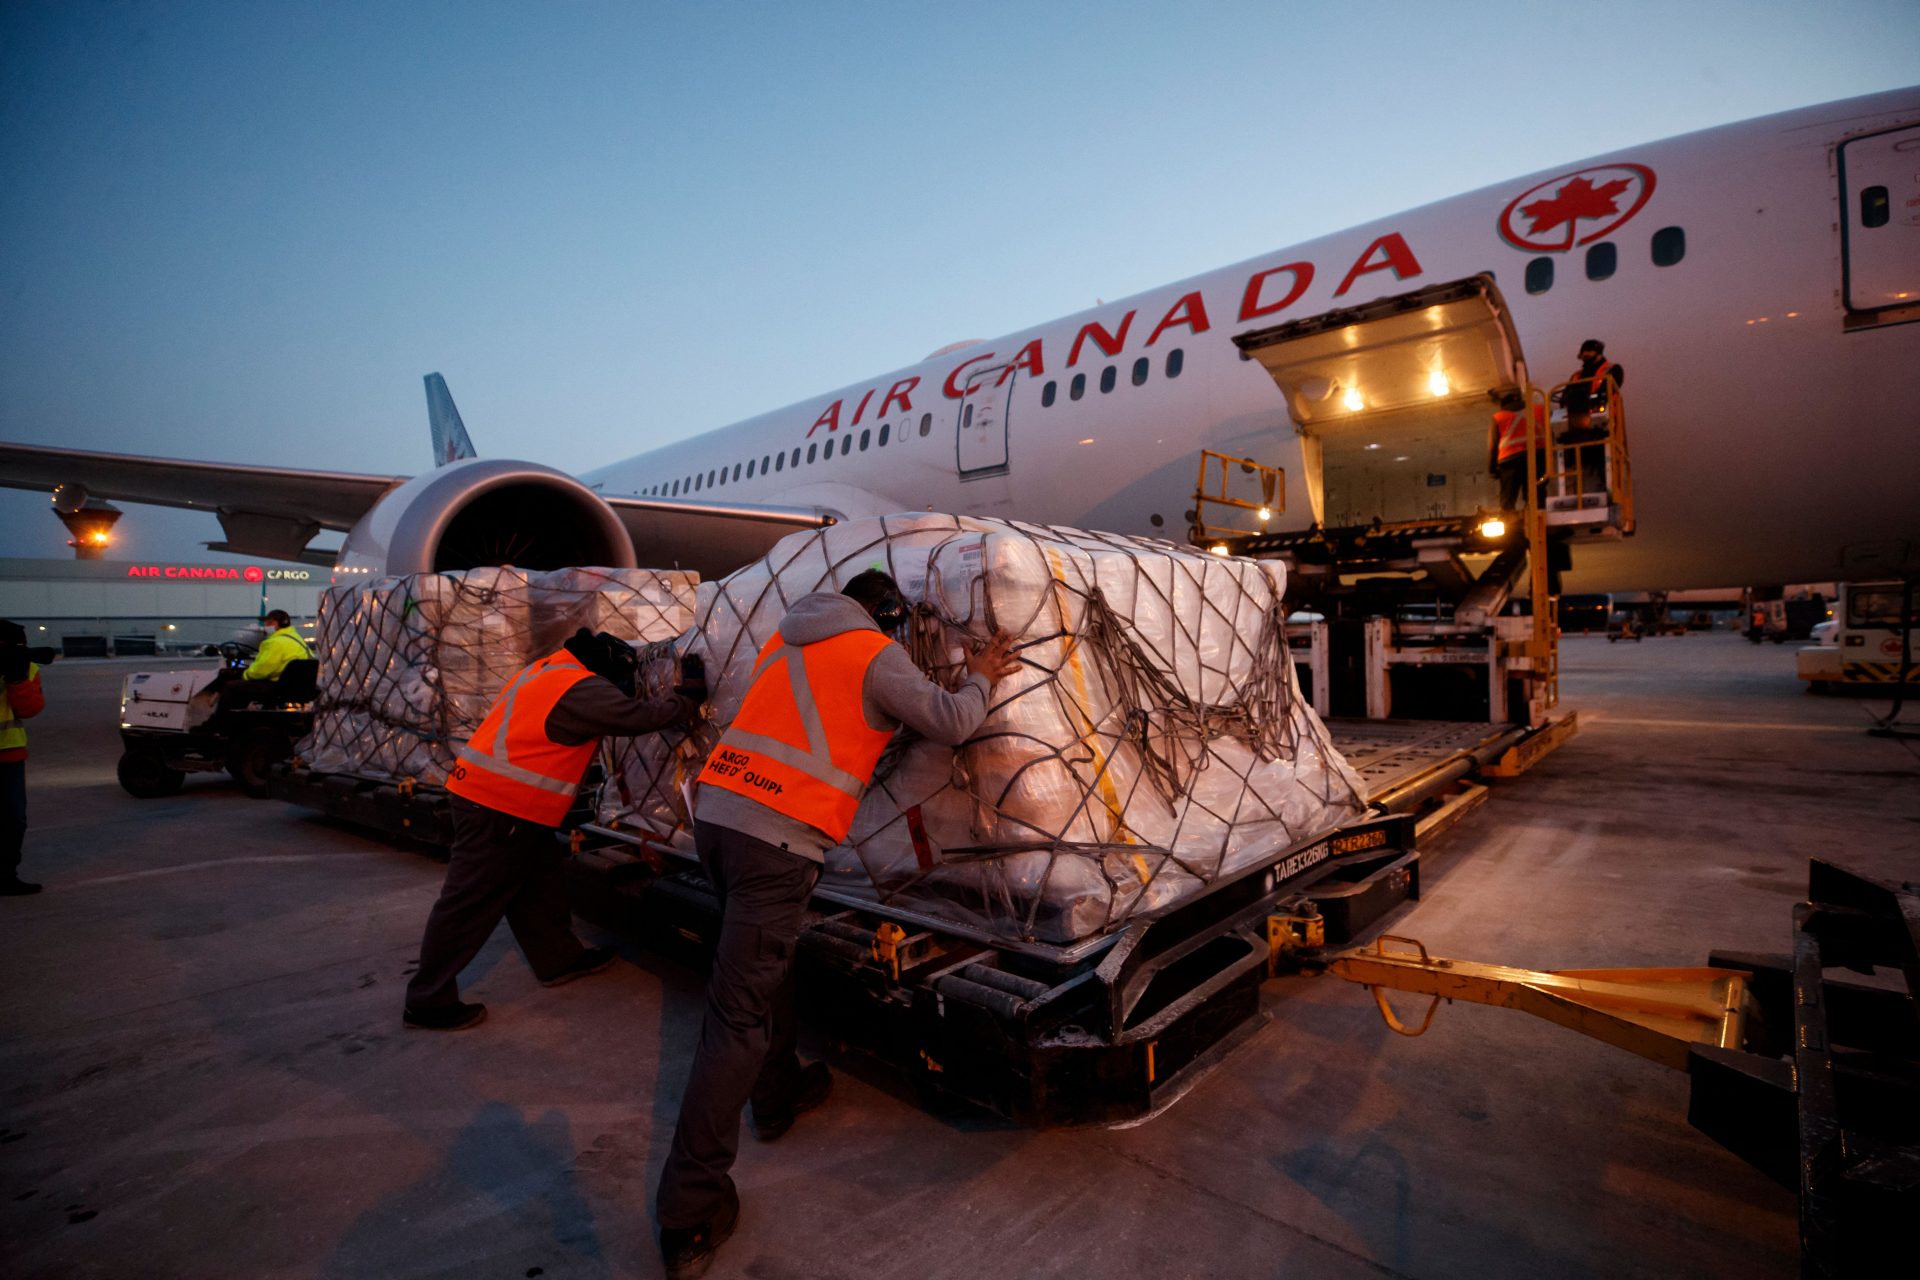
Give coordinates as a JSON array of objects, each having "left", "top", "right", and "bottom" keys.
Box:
[
  {"left": 659, "top": 1192, "right": 739, "bottom": 1280},
  {"left": 538, "top": 944, "right": 616, "bottom": 988},
  {"left": 0, "top": 877, "right": 42, "bottom": 896},
  {"left": 401, "top": 1001, "right": 486, "bottom": 1030},
  {"left": 749, "top": 1060, "right": 832, "bottom": 1142}
]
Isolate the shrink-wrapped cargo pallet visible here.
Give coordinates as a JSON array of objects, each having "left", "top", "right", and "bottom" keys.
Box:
[
  {"left": 301, "top": 566, "right": 697, "bottom": 786},
  {"left": 599, "top": 515, "right": 1366, "bottom": 944}
]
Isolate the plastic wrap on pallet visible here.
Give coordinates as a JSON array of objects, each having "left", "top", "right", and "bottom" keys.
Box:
[
  {"left": 599, "top": 514, "right": 1366, "bottom": 944},
  {"left": 300, "top": 566, "right": 697, "bottom": 787}
]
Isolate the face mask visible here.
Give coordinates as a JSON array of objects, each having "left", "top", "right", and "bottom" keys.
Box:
[{"left": 871, "top": 597, "right": 909, "bottom": 633}]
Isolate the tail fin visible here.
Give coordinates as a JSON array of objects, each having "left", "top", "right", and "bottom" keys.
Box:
[{"left": 424, "top": 373, "right": 478, "bottom": 467}]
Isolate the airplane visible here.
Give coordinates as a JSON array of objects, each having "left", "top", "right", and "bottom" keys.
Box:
[{"left": 2, "top": 86, "right": 1916, "bottom": 595}]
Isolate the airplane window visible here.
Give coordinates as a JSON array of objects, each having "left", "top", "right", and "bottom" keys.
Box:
[
  {"left": 790, "top": 447, "right": 800, "bottom": 467},
  {"left": 732, "top": 463, "right": 742, "bottom": 482},
  {"left": 840, "top": 435, "right": 852, "bottom": 456},
  {"left": 808, "top": 442, "right": 818, "bottom": 463},
  {"left": 708, "top": 469, "right": 717, "bottom": 487},
  {"left": 1070, "top": 373, "right": 1086, "bottom": 401},
  {"left": 1651, "top": 226, "right": 1686, "bottom": 267},
  {"left": 1132, "top": 357, "right": 1149, "bottom": 387},
  {"left": 919, "top": 412, "right": 932, "bottom": 437},
  {"left": 1585, "top": 242, "right": 1616, "bottom": 281},
  {"left": 878, "top": 423, "right": 890, "bottom": 446},
  {"left": 1100, "top": 366, "right": 1116, "bottom": 394},
  {"left": 774, "top": 451, "right": 784, "bottom": 472},
  {"left": 762, "top": 454, "right": 771, "bottom": 473},
  {"left": 1166, "top": 349, "right": 1183, "bottom": 379},
  {"left": 1042, "top": 380, "right": 1057, "bottom": 407},
  {"left": 1861, "top": 186, "right": 1890, "bottom": 229},
  {"left": 1525, "top": 257, "right": 1553, "bottom": 295},
  {"left": 963, "top": 403, "right": 973, "bottom": 429},
  {"left": 672, "top": 480, "right": 680, "bottom": 496},
  {"left": 859, "top": 429, "right": 871, "bottom": 451}
]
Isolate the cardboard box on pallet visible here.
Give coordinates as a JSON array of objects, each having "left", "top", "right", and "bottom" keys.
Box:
[
  {"left": 300, "top": 566, "right": 697, "bottom": 787},
  {"left": 600, "top": 514, "right": 1366, "bottom": 944}
]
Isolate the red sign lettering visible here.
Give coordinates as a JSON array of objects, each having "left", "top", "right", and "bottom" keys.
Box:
[
  {"left": 1239, "top": 262, "right": 1314, "bottom": 321},
  {"left": 1067, "top": 311, "right": 1135, "bottom": 367},
  {"left": 1146, "top": 291, "right": 1210, "bottom": 345},
  {"left": 1334, "top": 233, "right": 1423, "bottom": 297},
  {"left": 943, "top": 351, "right": 998, "bottom": 399}
]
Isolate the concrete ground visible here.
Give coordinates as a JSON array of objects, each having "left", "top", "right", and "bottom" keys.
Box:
[{"left": 2, "top": 637, "right": 1915, "bottom": 1279}]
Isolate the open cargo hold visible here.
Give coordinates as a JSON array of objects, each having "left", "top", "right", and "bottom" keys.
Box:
[
  {"left": 597, "top": 513, "right": 1369, "bottom": 945},
  {"left": 298, "top": 565, "right": 697, "bottom": 788}
]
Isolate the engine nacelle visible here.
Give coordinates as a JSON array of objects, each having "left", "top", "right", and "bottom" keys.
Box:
[{"left": 331, "top": 458, "right": 635, "bottom": 582}]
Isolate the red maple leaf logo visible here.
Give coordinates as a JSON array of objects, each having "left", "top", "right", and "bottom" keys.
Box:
[{"left": 1520, "top": 176, "right": 1633, "bottom": 250}]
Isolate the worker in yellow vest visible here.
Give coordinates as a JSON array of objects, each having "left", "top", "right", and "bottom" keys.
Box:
[
  {"left": 655, "top": 570, "right": 1019, "bottom": 1279},
  {"left": 219, "top": 609, "right": 314, "bottom": 710},
  {"left": 2, "top": 619, "right": 51, "bottom": 896},
  {"left": 401, "top": 628, "right": 704, "bottom": 1030}
]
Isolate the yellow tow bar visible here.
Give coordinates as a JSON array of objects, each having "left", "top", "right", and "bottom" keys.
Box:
[{"left": 1309, "top": 933, "right": 1751, "bottom": 1070}]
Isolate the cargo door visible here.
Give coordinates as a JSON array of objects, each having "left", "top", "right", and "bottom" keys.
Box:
[
  {"left": 956, "top": 363, "right": 1012, "bottom": 478},
  {"left": 1232, "top": 276, "right": 1528, "bottom": 529},
  {"left": 1840, "top": 123, "right": 1920, "bottom": 321}
]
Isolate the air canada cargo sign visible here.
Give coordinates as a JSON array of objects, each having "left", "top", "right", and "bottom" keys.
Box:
[{"left": 124, "top": 564, "right": 311, "bottom": 583}]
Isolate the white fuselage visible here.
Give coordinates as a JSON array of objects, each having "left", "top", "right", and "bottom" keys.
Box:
[{"left": 584, "top": 89, "right": 1920, "bottom": 593}]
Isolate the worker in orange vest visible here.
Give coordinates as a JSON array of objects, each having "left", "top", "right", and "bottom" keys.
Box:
[
  {"left": 1555, "top": 339, "right": 1624, "bottom": 501},
  {"left": 655, "top": 569, "right": 1020, "bottom": 1279},
  {"left": 1489, "top": 389, "right": 1549, "bottom": 512},
  {"left": 401, "top": 628, "right": 704, "bottom": 1031}
]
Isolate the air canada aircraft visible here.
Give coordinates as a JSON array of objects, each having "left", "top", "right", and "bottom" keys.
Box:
[{"left": 3, "top": 87, "right": 1916, "bottom": 593}]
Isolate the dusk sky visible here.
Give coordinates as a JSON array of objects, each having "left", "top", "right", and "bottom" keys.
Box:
[{"left": 3, "top": 1, "right": 1916, "bottom": 562}]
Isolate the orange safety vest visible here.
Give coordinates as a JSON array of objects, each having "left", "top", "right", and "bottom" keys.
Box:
[
  {"left": 699, "top": 629, "right": 895, "bottom": 843},
  {"left": 447, "top": 649, "right": 598, "bottom": 826},
  {"left": 1494, "top": 405, "right": 1548, "bottom": 461},
  {"left": 1583, "top": 359, "right": 1615, "bottom": 400}
]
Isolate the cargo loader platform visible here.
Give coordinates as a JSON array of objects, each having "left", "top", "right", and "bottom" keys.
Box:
[{"left": 569, "top": 813, "right": 1419, "bottom": 1127}]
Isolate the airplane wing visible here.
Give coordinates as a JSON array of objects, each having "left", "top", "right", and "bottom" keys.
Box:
[{"left": 1, "top": 438, "right": 835, "bottom": 575}]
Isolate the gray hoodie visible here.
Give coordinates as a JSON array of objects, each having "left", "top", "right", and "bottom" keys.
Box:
[{"left": 697, "top": 592, "right": 992, "bottom": 862}]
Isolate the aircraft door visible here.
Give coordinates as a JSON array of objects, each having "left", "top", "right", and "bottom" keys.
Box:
[
  {"left": 956, "top": 364, "right": 1012, "bottom": 478},
  {"left": 1840, "top": 123, "right": 1920, "bottom": 318}
]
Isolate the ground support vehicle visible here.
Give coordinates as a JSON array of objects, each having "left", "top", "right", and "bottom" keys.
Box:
[
  {"left": 570, "top": 812, "right": 1418, "bottom": 1127},
  {"left": 1287, "top": 858, "right": 1919, "bottom": 1280},
  {"left": 117, "top": 649, "right": 318, "bottom": 798},
  {"left": 1201, "top": 276, "right": 1633, "bottom": 814},
  {"left": 1797, "top": 578, "right": 1917, "bottom": 693}
]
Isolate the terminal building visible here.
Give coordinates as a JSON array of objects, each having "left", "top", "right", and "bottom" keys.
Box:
[{"left": 0, "top": 557, "right": 325, "bottom": 656}]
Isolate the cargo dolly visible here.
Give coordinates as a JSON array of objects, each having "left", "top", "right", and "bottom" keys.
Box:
[{"left": 570, "top": 812, "right": 1420, "bottom": 1127}]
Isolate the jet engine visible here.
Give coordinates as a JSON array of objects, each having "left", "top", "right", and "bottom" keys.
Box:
[{"left": 330, "top": 458, "right": 635, "bottom": 580}]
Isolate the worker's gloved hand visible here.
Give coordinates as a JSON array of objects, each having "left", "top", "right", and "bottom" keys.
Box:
[{"left": 675, "top": 653, "right": 708, "bottom": 706}]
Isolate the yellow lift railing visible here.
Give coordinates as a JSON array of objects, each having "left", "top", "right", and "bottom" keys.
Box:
[{"left": 1191, "top": 450, "right": 1284, "bottom": 546}]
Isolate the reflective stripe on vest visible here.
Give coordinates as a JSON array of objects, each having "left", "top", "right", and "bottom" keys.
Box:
[
  {"left": 1495, "top": 405, "right": 1546, "bottom": 461},
  {"left": 447, "top": 650, "right": 597, "bottom": 825},
  {"left": 0, "top": 662, "right": 34, "bottom": 752},
  {"left": 1586, "top": 360, "right": 1613, "bottom": 397},
  {"left": 699, "top": 629, "right": 894, "bottom": 844}
]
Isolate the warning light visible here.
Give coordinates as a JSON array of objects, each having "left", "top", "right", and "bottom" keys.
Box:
[
  {"left": 1257, "top": 506, "right": 1272, "bottom": 522},
  {"left": 1209, "top": 543, "right": 1230, "bottom": 556},
  {"left": 1479, "top": 518, "right": 1507, "bottom": 538},
  {"left": 1428, "top": 370, "right": 1451, "bottom": 397},
  {"left": 1342, "top": 388, "right": 1365, "bottom": 412}
]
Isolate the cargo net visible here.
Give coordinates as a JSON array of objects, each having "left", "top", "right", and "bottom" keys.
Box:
[
  {"left": 601, "top": 515, "right": 1366, "bottom": 944},
  {"left": 300, "top": 566, "right": 696, "bottom": 787}
]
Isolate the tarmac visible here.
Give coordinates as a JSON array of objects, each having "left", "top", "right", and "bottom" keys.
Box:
[{"left": 3, "top": 635, "right": 1916, "bottom": 1279}]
